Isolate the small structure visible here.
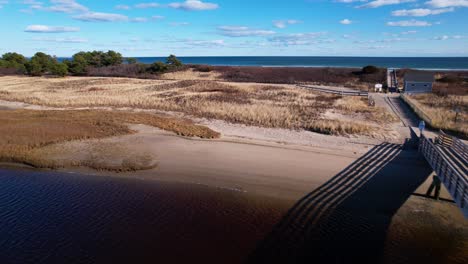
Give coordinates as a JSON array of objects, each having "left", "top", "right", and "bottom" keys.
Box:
[
  {"left": 404, "top": 71, "right": 434, "bottom": 94},
  {"left": 374, "top": 83, "right": 383, "bottom": 93}
]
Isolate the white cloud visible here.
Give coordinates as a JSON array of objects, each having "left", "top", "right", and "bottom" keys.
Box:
[
  {"left": 387, "top": 19, "right": 432, "bottom": 26},
  {"left": 340, "top": 18, "right": 353, "bottom": 24},
  {"left": 169, "top": 0, "right": 219, "bottom": 11},
  {"left": 433, "top": 35, "right": 449, "bottom": 40},
  {"left": 269, "top": 32, "right": 328, "bottom": 46},
  {"left": 48, "top": 0, "right": 88, "bottom": 13},
  {"left": 392, "top": 7, "right": 454, "bottom": 16},
  {"left": 131, "top": 17, "right": 148, "bottom": 22},
  {"left": 25, "top": 24, "right": 80, "bottom": 33},
  {"left": 152, "top": 15, "right": 165, "bottom": 20},
  {"left": 186, "top": 39, "right": 225, "bottom": 47},
  {"left": 169, "top": 22, "right": 190, "bottom": 26},
  {"left": 433, "top": 35, "right": 466, "bottom": 39},
  {"left": 336, "top": 0, "right": 367, "bottom": 2},
  {"left": 360, "top": 0, "right": 415, "bottom": 8},
  {"left": 217, "top": 26, "right": 275, "bottom": 37},
  {"left": 426, "top": 0, "right": 468, "bottom": 8},
  {"left": 115, "top": 4, "right": 131, "bottom": 10},
  {"left": 73, "top": 12, "right": 128, "bottom": 22},
  {"left": 32, "top": 36, "right": 87, "bottom": 43},
  {"left": 135, "top": 2, "right": 160, "bottom": 8},
  {"left": 273, "top": 20, "right": 301, "bottom": 29},
  {"left": 401, "top": 30, "right": 418, "bottom": 34}
]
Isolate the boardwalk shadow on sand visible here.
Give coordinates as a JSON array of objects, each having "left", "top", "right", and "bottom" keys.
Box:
[{"left": 249, "top": 142, "right": 433, "bottom": 264}]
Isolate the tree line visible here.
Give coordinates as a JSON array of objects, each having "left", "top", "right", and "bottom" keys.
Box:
[{"left": 0, "top": 51, "right": 183, "bottom": 77}]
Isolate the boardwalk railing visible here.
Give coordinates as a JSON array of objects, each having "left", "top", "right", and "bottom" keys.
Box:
[
  {"left": 419, "top": 134, "right": 468, "bottom": 217},
  {"left": 297, "top": 85, "right": 369, "bottom": 97},
  {"left": 436, "top": 130, "right": 468, "bottom": 162},
  {"left": 401, "top": 93, "right": 434, "bottom": 125}
]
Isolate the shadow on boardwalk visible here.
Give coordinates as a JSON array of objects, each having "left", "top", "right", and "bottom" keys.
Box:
[{"left": 249, "top": 142, "right": 433, "bottom": 264}]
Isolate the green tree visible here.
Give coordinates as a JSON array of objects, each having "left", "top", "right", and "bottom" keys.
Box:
[
  {"left": 2, "top": 52, "right": 28, "bottom": 65},
  {"left": 102, "top": 50, "right": 123, "bottom": 66},
  {"left": 26, "top": 52, "right": 56, "bottom": 76},
  {"left": 25, "top": 59, "right": 44, "bottom": 76},
  {"left": 0, "top": 52, "right": 28, "bottom": 73},
  {"left": 166, "top": 54, "right": 182, "bottom": 67},
  {"left": 50, "top": 62, "right": 68, "bottom": 77},
  {"left": 67, "top": 53, "right": 89, "bottom": 75}
]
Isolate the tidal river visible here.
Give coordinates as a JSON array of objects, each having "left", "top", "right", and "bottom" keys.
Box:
[{"left": 0, "top": 168, "right": 289, "bottom": 264}]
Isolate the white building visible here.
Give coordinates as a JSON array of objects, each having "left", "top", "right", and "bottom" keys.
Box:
[{"left": 404, "top": 71, "right": 434, "bottom": 94}]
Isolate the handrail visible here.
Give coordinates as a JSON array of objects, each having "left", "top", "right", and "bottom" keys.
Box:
[
  {"left": 437, "top": 130, "right": 468, "bottom": 162},
  {"left": 400, "top": 93, "right": 434, "bottom": 125},
  {"left": 420, "top": 134, "right": 468, "bottom": 217},
  {"left": 297, "top": 85, "right": 369, "bottom": 97}
]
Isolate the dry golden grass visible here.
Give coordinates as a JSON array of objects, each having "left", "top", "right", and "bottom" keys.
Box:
[
  {"left": 335, "top": 96, "right": 399, "bottom": 124},
  {"left": 161, "top": 69, "right": 222, "bottom": 80},
  {"left": 408, "top": 94, "right": 467, "bottom": 136},
  {"left": 0, "top": 109, "right": 219, "bottom": 169},
  {"left": 0, "top": 76, "right": 393, "bottom": 136}
]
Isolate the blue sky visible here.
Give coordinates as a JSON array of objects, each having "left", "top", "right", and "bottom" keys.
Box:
[{"left": 0, "top": 0, "right": 467, "bottom": 57}]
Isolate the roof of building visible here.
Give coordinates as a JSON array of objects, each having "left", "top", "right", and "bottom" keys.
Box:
[{"left": 404, "top": 71, "right": 435, "bottom": 83}]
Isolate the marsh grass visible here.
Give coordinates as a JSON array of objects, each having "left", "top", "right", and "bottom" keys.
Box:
[
  {"left": 0, "top": 109, "right": 219, "bottom": 169},
  {"left": 408, "top": 94, "right": 467, "bottom": 137},
  {"left": 335, "top": 96, "right": 399, "bottom": 124},
  {"left": 0, "top": 76, "right": 389, "bottom": 136}
]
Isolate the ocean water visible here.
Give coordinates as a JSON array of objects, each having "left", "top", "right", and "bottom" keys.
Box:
[{"left": 133, "top": 56, "right": 468, "bottom": 70}]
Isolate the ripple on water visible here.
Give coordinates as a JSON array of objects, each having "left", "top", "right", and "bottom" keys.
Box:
[{"left": 0, "top": 169, "right": 289, "bottom": 264}]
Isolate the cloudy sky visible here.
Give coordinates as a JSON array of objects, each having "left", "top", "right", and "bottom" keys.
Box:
[{"left": 0, "top": 0, "right": 467, "bottom": 57}]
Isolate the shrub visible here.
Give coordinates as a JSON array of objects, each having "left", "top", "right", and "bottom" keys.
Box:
[
  {"left": 194, "top": 65, "right": 214, "bottom": 72},
  {"left": 87, "top": 63, "right": 152, "bottom": 78},
  {"left": 148, "top": 61, "right": 168, "bottom": 73},
  {"left": 361, "top": 65, "right": 379, "bottom": 74},
  {"left": 50, "top": 62, "right": 68, "bottom": 77},
  {"left": 437, "top": 75, "right": 462, "bottom": 83}
]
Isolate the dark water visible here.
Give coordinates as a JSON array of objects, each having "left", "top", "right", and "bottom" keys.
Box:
[
  {"left": 0, "top": 169, "right": 286, "bottom": 264},
  {"left": 131, "top": 56, "right": 468, "bottom": 70}
]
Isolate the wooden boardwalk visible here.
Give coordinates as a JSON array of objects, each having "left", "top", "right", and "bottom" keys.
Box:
[
  {"left": 387, "top": 68, "right": 398, "bottom": 91},
  {"left": 297, "top": 85, "right": 369, "bottom": 97},
  {"left": 419, "top": 131, "right": 468, "bottom": 217}
]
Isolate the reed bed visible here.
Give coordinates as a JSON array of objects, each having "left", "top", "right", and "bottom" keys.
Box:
[
  {"left": 0, "top": 109, "right": 219, "bottom": 169},
  {"left": 0, "top": 76, "right": 392, "bottom": 136}
]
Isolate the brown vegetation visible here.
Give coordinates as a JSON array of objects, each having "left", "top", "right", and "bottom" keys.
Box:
[
  {"left": 0, "top": 109, "right": 219, "bottom": 169},
  {"left": 406, "top": 94, "right": 467, "bottom": 137},
  {"left": 0, "top": 76, "right": 390, "bottom": 136},
  {"left": 335, "top": 96, "right": 398, "bottom": 124},
  {"left": 212, "top": 66, "right": 385, "bottom": 88}
]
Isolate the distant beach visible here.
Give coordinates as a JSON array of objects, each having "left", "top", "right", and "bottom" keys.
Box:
[{"left": 124, "top": 56, "right": 468, "bottom": 71}]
